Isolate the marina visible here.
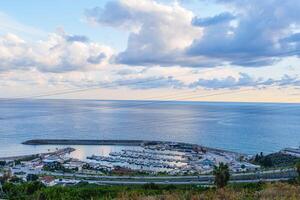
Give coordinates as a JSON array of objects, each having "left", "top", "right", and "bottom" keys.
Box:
[
  {"left": 0, "top": 139, "right": 297, "bottom": 188},
  {"left": 19, "top": 139, "right": 259, "bottom": 175}
]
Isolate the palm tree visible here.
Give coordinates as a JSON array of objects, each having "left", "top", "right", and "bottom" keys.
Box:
[{"left": 213, "top": 162, "right": 230, "bottom": 188}]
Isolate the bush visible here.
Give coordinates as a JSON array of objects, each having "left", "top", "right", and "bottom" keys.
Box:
[{"left": 143, "top": 183, "right": 159, "bottom": 190}]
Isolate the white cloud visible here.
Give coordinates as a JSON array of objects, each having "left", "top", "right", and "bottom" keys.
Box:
[
  {"left": 86, "top": 0, "right": 206, "bottom": 67},
  {"left": 0, "top": 31, "right": 114, "bottom": 73},
  {"left": 86, "top": 0, "right": 300, "bottom": 68},
  {"left": 188, "top": 0, "right": 300, "bottom": 67}
]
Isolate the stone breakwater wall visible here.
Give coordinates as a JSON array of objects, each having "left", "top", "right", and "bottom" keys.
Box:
[{"left": 22, "top": 139, "right": 246, "bottom": 156}]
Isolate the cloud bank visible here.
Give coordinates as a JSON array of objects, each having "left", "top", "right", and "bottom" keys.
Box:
[
  {"left": 188, "top": 0, "right": 300, "bottom": 67},
  {"left": 86, "top": 0, "right": 300, "bottom": 68}
]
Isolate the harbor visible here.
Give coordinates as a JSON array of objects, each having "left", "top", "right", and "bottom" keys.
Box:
[
  {"left": 0, "top": 139, "right": 298, "bottom": 188},
  {"left": 18, "top": 139, "right": 259, "bottom": 175}
]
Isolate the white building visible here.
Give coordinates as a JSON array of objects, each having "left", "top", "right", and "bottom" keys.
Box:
[{"left": 63, "top": 161, "right": 84, "bottom": 171}]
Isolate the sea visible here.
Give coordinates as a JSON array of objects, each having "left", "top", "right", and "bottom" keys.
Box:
[{"left": 0, "top": 99, "right": 299, "bottom": 158}]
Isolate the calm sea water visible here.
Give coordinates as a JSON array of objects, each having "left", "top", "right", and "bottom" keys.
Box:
[{"left": 0, "top": 99, "right": 299, "bottom": 157}]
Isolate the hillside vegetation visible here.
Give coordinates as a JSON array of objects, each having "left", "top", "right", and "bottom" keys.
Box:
[{"left": 1, "top": 181, "right": 300, "bottom": 200}]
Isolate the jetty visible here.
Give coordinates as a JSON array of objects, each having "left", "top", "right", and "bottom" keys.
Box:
[
  {"left": 23, "top": 139, "right": 158, "bottom": 146},
  {"left": 0, "top": 147, "right": 75, "bottom": 161},
  {"left": 22, "top": 139, "right": 246, "bottom": 157}
]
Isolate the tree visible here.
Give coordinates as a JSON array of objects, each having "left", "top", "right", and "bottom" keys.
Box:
[
  {"left": 26, "top": 174, "right": 39, "bottom": 182},
  {"left": 0, "top": 161, "right": 6, "bottom": 166},
  {"left": 43, "top": 161, "right": 64, "bottom": 172},
  {"left": 260, "top": 152, "right": 264, "bottom": 157},
  {"left": 213, "top": 162, "right": 230, "bottom": 188},
  {"left": 26, "top": 181, "right": 45, "bottom": 195},
  {"left": 261, "top": 156, "right": 273, "bottom": 167},
  {"left": 253, "top": 153, "right": 273, "bottom": 168},
  {"left": 14, "top": 160, "right": 21, "bottom": 165},
  {"left": 296, "top": 161, "right": 300, "bottom": 181}
]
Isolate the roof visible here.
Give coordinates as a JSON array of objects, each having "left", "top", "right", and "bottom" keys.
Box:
[{"left": 41, "top": 176, "right": 55, "bottom": 183}]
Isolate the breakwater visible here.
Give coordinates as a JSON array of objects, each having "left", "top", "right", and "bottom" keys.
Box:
[
  {"left": 22, "top": 139, "right": 245, "bottom": 156},
  {"left": 23, "top": 139, "right": 165, "bottom": 146},
  {"left": 0, "top": 147, "right": 75, "bottom": 161}
]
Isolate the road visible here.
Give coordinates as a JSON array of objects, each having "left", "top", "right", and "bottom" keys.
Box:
[
  {"left": 40, "top": 168, "right": 297, "bottom": 185},
  {"left": 84, "top": 178, "right": 292, "bottom": 185}
]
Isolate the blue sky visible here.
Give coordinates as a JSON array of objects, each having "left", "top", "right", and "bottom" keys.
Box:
[
  {"left": 0, "top": 0, "right": 300, "bottom": 102},
  {"left": 0, "top": 0, "right": 128, "bottom": 49},
  {"left": 0, "top": 0, "right": 229, "bottom": 50}
]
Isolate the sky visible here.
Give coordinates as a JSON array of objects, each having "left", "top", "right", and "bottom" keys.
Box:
[{"left": 0, "top": 0, "right": 300, "bottom": 102}]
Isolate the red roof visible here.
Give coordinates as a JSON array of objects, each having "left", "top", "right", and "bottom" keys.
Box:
[{"left": 41, "top": 176, "right": 55, "bottom": 183}]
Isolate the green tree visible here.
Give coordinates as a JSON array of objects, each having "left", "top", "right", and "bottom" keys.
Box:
[
  {"left": 26, "top": 174, "right": 39, "bottom": 182},
  {"left": 213, "top": 162, "right": 230, "bottom": 188},
  {"left": 26, "top": 181, "right": 45, "bottom": 195},
  {"left": 296, "top": 161, "right": 300, "bottom": 182},
  {"left": 261, "top": 156, "right": 273, "bottom": 167},
  {"left": 0, "top": 161, "right": 6, "bottom": 166},
  {"left": 14, "top": 160, "right": 21, "bottom": 165}
]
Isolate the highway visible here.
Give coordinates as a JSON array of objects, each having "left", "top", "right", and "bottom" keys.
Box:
[
  {"left": 84, "top": 178, "right": 292, "bottom": 185},
  {"left": 41, "top": 168, "right": 297, "bottom": 185}
]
